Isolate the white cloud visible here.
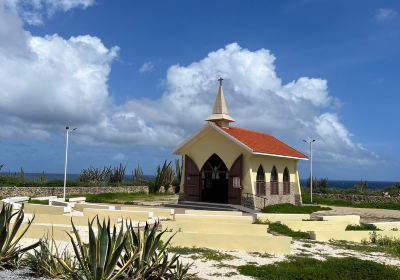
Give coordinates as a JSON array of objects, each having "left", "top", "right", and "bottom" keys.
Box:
[
  {"left": 0, "top": 4, "right": 118, "bottom": 132},
  {"left": 3, "top": 0, "right": 94, "bottom": 25},
  {"left": 375, "top": 8, "right": 398, "bottom": 22},
  {"left": 87, "top": 43, "right": 373, "bottom": 165},
  {"left": 0, "top": 3, "right": 376, "bottom": 166},
  {"left": 139, "top": 61, "right": 154, "bottom": 73}
]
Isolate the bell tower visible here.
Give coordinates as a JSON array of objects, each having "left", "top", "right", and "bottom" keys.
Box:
[{"left": 206, "top": 77, "right": 235, "bottom": 127}]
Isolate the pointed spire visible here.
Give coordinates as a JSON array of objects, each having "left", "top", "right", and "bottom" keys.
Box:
[{"left": 206, "top": 77, "right": 235, "bottom": 127}]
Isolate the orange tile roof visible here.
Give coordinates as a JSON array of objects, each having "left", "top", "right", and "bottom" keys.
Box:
[{"left": 219, "top": 126, "right": 308, "bottom": 159}]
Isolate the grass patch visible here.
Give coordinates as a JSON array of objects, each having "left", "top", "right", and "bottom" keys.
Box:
[
  {"left": 168, "top": 246, "right": 236, "bottom": 261},
  {"left": 255, "top": 220, "right": 310, "bottom": 239},
  {"left": 67, "top": 192, "right": 176, "bottom": 204},
  {"left": 28, "top": 199, "right": 49, "bottom": 205},
  {"left": 303, "top": 196, "right": 400, "bottom": 210},
  {"left": 331, "top": 234, "right": 400, "bottom": 258},
  {"left": 261, "top": 203, "right": 330, "bottom": 214},
  {"left": 346, "top": 223, "right": 380, "bottom": 231},
  {"left": 238, "top": 256, "right": 400, "bottom": 280}
]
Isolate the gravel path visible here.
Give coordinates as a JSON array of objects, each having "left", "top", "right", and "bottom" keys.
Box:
[{"left": 0, "top": 268, "right": 49, "bottom": 280}]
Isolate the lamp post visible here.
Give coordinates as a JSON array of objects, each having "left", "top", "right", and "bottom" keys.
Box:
[
  {"left": 63, "top": 126, "right": 77, "bottom": 200},
  {"left": 303, "top": 139, "right": 316, "bottom": 204}
]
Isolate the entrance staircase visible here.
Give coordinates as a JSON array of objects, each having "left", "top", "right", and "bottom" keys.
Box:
[{"left": 164, "top": 200, "right": 257, "bottom": 213}]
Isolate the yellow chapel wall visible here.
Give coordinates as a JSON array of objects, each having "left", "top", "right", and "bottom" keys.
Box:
[{"left": 178, "top": 128, "right": 253, "bottom": 193}]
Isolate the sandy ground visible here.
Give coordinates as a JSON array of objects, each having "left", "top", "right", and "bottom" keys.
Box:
[
  {"left": 312, "top": 205, "right": 400, "bottom": 222},
  {"left": 179, "top": 239, "right": 400, "bottom": 280}
]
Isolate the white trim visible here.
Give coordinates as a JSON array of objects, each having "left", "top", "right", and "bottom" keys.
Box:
[{"left": 253, "top": 152, "right": 308, "bottom": 161}]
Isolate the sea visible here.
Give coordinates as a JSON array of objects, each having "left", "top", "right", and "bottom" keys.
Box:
[{"left": 0, "top": 172, "right": 398, "bottom": 189}]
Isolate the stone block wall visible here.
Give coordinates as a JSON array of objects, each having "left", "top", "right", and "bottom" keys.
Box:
[
  {"left": 242, "top": 183, "right": 296, "bottom": 209},
  {"left": 314, "top": 193, "right": 400, "bottom": 204},
  {"left": 0, "top": 186, "right": 148, "bottom": 198}
]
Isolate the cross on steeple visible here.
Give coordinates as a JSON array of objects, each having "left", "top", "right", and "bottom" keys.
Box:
[
  {"left": 206, "top": 77, "right": 235, "bottom": 127},
  {"left": 218, "top": 77, "right": 223, "bottom": 86}
]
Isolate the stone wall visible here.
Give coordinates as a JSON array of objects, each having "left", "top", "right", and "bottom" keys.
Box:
[
  {"left": 242, "top": 183, "right": 296, "bottom": 209},
  {"left": 0, "top": 186, "right": 148, "bottom": 198},
  {"left": 314, "top": 193, "right": 400, "bottom": 204}
]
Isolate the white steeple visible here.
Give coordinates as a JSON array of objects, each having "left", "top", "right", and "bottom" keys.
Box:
[{"left": 206, "top": 77, "right": 235, "bottom": 127}]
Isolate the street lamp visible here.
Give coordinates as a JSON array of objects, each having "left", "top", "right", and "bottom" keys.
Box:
[
  {"left": 303, "top": 139, "right": 316, "bottom": 204},
  {"left": 63, "top": 126, "right": 77, "bottom": 200}
]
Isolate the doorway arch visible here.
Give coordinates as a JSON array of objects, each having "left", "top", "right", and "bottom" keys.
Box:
[{"left": 200, "top": 154, "right": 229, "bottom": 203}]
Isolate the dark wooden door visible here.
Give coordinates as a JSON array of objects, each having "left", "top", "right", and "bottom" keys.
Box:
[
  {"left": 184, "top": 155, "right": 200, "bottom": 201},
  {"left": 228, "top": 154, "right": 243, "bottom": 205}
]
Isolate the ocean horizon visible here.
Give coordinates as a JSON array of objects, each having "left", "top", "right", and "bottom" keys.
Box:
[{"left": 0, "top": 172, "right": 397, "bottom": 189}]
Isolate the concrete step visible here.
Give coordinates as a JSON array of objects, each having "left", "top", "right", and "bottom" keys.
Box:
[{"left": 165, "top": 202, "right": 237, "bottom": 212}]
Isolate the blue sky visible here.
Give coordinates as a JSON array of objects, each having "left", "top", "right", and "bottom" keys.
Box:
[{"left": 0, "top": 0, "right": 399, "bottom": 181}]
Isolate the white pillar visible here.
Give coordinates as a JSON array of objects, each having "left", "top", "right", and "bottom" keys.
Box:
[{"left": 63, "top": 127, "right": 69, "bottom": 200}]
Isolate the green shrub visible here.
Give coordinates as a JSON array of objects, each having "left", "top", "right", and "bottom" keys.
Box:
[
  {"left": 346, "top": 223, "right": 379, "bottom": 231},
  {"left": 0, "top": 204, "right": 40, "bottom": 269},
  {"left": 255, "top": 220, "right": 310, "bottom": 239},
  {"left": 59, "top": 218, "right": 134, "bottom": 280},
  {"left": 261, "top": 203, "right": 330, "bottom": 214},
  {"left": 121, "top": 221, "right": 191, "bottom": 279},
  {"left": 28, "top": 199, "right": 49, "bottom": 205},
  {"left": 369, "top": 234, "right": 400, "bottom": 257},
  {"left": 238, "top": 256, "right": 400, "bottom": 280},
  {"left": 55, "top": 218, "right": 191, "bottom": 280},
  {"left": 23, "top": 235, "right": 78, "bottom": 278}
]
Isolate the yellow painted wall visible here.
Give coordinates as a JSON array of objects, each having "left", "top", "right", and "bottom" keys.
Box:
[
  {"left": 178, "top": 127, "right": 253, "bottom": 194},
  {"left": 248, "top": 154, "right": 300, "bottom": 195}
]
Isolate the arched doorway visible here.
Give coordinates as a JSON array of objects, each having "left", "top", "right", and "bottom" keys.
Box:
[{"left": 200, "top": 154, "right": 229, "bottom": 203}]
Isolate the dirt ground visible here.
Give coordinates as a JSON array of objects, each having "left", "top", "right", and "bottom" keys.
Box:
[{"left": 312, "top": 205, "right": 400, "bottom": 223}]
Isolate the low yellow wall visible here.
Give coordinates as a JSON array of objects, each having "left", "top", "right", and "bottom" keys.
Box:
[
  {"left": 31, "top": 214, "right": 117, "bottom": 227},
  {"left": 162, "top": 221, "right": 269, "bottom": 236},
  {"left": 174, "top": 214, "right": 254, "bottom": 224},
  {"left": 185, "top": 209, "right": 242, "bottom": 216},
  {"left": 282, "top": 220, "right": 349, "bottom": 231},
  {"left": 370, "top": 222, "right": 400, "bottom": 231},
  {"left": 23, "top": 203, "right": 65, "bottom": 215},
  {"left": 74, "top": 203, "right": 113, "bottom": 212},
  {"left": 19, "top": 224, "right": 75, "bottom": 241},
  {"left": 83, "top": 209, "right": 152, "bottom": 222},
  {"left": 311, "top": 230, "right": 400, "bottom": 243},
  {"left": 320, "top": 215, "right": 360, "bottom": 225},
  {"left": 256, "top": 213, "right": 310, "bottom": 222},
  {"left": 121, "top": 206, "right": 173, "bottom": 219},
  {"left": 163, "top": 232, "right": 291, "bottom": 254}
]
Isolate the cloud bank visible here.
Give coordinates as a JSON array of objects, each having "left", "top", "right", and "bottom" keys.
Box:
[
  {"left": 3, "top": 0, "right": 94, "bottom": 25},
  {"left": 0, "top": 2, "right": 376, "bottom": 166}
]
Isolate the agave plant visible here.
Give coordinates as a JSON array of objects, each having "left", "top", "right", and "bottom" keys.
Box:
[
  {"left": 0, "top": 204, "right": 40, "bottom": 269},
  {"left": 119, "top": 221, "right": 191, "bottom": 279},
  {"left": 59, "top": 217, "right": 136, "bottom": 280},
  {"left": 23, "top": 235, "right": 77, "bottom": 278}
]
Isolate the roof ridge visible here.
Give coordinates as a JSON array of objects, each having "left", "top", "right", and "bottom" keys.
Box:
[
  {"left": 223, "top": 125, "right": 272, "bottom": 137},
  {"left": 219, "top": 125, "right": 307, "bottom": 159}
]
